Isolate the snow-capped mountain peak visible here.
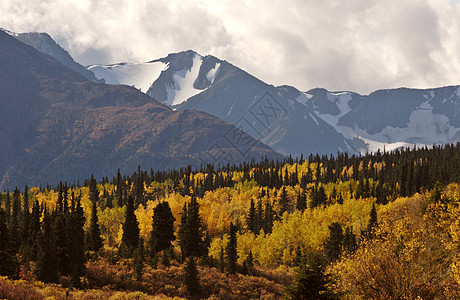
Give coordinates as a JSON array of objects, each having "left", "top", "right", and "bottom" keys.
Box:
[{"left": 89, "top": 50, "right": 222, "bottom": 106}]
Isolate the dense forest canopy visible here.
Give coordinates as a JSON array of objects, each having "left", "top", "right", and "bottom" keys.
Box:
[{"left": 1, "top": 143, "right": 460, "bottom": 299}]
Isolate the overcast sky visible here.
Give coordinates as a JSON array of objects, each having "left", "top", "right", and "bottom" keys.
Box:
[{"left": 1, "top": 0, "right": 460, "bottom": 94}]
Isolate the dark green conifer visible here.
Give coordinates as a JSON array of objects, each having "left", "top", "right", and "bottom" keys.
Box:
[
  {"left": 324, "top": 222, "right": 343, "bottom": 262},
  {"left": 120, "top": 194, "right": 140, "bottom": 257},
  {"left": 247, "top": 198, "right": 255, "bottom": 233},
  {"left": 366, "top": 203, "right": 378, "bottom": 238},
  {"left": 134, "top": 238, "right": 144, "bottom": 280},
  {"left": 0, "top": 209, "right": 17, "bottom": 277},
  {"left": 183, "top": 257, "right": 201, "bottom": 298},
  {"left": 285, "top": 252, "right": 339, "bottom": 300},
  {"left": 150, "top": 201, "right": 175, "bottom": 254},
  {"left": 36, "top": 209, "right": 59, "bottom": 283},
  {"left": 86, "top": 196, "right": 103, "bottom": 252},
  {"left": 226, "top": 222, "right": 238, "bottom": 274}
]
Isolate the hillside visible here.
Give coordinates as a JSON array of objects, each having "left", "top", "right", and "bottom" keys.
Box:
[
  {"left": 90, "top": 50, "right": 460, "bottom": 157},
  {"left": 0, "top": 30, "right": 281, "bottom": 189}
]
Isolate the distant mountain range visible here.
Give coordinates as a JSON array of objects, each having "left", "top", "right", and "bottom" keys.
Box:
[
  {"left": 0, "top": 30, "right": 281, "bottom": 189},
  {"left": 89, "top": 50, "right": 460, "bottom": 156}
]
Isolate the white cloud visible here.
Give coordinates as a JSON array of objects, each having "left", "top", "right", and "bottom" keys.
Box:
[{"left": 1, "top": 0, "right": 459, "bottom": 94}]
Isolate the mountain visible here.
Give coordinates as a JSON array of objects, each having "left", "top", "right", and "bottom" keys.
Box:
[
  {"left": 89, "top": 50, "right": 460, "bottom": 156},
  {"left": 4, "top": 29, "right": 102, "bottom": 82},
  {"left": 89, "top": 50, "right": 351, "bottom": 156},
  {"left": 0, "top": 30, "right": 281, "bottom": 189}
]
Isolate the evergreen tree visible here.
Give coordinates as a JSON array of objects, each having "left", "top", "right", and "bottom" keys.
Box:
[
  {"left": 226, "top": 222, "right": 238, "bottom": 274},
  {"left": 134, "top": 238, "right": 144, "bottom": 280},
  {"left": 183, "top": 257, "right": 201, "bottom": 298},
  {"left": 343, "top": 226, "right": 357, "bottom": 253},
  {"left": 120, "top": 194, "right": 140, "bottom": 257},
  {"left": 247, "top": 198, "right": 256, "bottom": 233},
  {"left": 181, "top": 195, "right": 204, "bottom": 258},
  {"left": 0, "top": 209, "right": 16, "bottom": 277},
  {"left": 324, "top": 222, "right": 343, "bottom": 262},
  {"left": 366, "top": 203, "right": 378, "bottom": 238},
  {"left": 36, "top": 209, "right": 59, "bottom": 283},
  {"left": 178, "top": 203, "right": 188, "bottom": 259},
  {"left": 150, "top": 201, "right": 175, "bottom": 254},
  {"left": 86, "top": 196, "right": 103, "bottom": 252},
  {"left": 279, "top": 186, "right": 290, "bottom": 215},
  {"left": 54, "top": 212, "right": 70, "bottom": 276},
  {"left": 27, "top": 200, "right": 41, "bottom": 261},
  {"left": 4, "top": 191, "right": 11, "bottom": 225},
  {"left": 285, "top": 252, "right": 339, "bottom": 300},
  {"left": 68, "top": 196, "right": 86, "bottom": 287},
  {"left": 296, "top": 190, "right": 307, "bottom": 212},
  {"left": 10, "top": 188, "right": 21, "bottom": 252}
]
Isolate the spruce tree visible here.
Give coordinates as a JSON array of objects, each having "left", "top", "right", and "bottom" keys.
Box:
[
  {"left": 0, "top": 209, "right": 16, "bottom": 277},
  {"left": 134, "top": 238, "right": 144, "bottom": 280},
  {"left": 10, "top": 188, "right": 21, "bottom": 252},
  {"left": 54, "top": 212, "right": 70, "bottom": 276},
  {"left": 183, "top": 257, "right": 201, "bottom": 298},
  {"left": 366, "top": 203, "right": 378, "bottom": 238},
  {"left": 68, "top": 196, "right": 86, "bottom": 287},
  {"left": 279, "top": 186, "right": 289, "bottom": 215},
  {"left": 181, "top": 195, "right": 204, "bottom": 258},
  {"left": 285, "top": 252, "right": 339, "bottom": 300},
  {"left": 296, "top": 190, "right": 307, "bottom": 212},
  {"left": 5, "top": 191, "right": 11, "bottom": 225},
  {"left": 120, "top": 194, "right": 140, "bottom": 257},
  {"left": 86, "top": 197, "right": 103, "bottom": 252},
  {"left": 226, "top": 222, "right": 238, "bottom": 274},
  {"left": 36, "top": 209, "right": 59, "bottom": 283},
  {"left": 342, "top": 226, "right": 357, "bottom": 254},
  {"left": 324, "top": 222, "right": 343, "bottom": 262},
  {"left": 150, "top": 201, "right": 175, "bottom": 254},
  {"left": 247, "top": 199, "right": 256, "bottom": 233}
]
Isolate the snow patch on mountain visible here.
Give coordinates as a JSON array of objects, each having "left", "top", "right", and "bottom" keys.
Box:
[
  {"left": 89, "top": 62, "right": 167, "bottom": 92},
  {"left": 316, "top": 92, "right": 353, "bottom": 127},
  {"left": 166, "top": 54, "right": 204, "bottom": 106},
  {"left": 206, "top": 62, "right": 220, "bottom": 84},
  {"left": 337, "top": 101, "right": 457, "bottom": 154}
]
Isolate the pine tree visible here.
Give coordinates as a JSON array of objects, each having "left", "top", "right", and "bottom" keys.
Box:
[
  {"left": 342, "top": 226, "right": 357, "bottom": 254},
  {"left": 120, "top": 194, "right": 140, "bottom": 257},
  {"left": 86, "top": 196, "right": 102, "bottom": 252},
  {"left": 366, "top": 203, "right": 378, "bottom": 238},
  {"left": 150, "top": 201, "right": 175, "bottom": 254},
  {"left": 5, "top": 191, "right": 11, "bottom": 225},
  {"left": 285, "top": 252, "right": 339, "bottom": 300},
  {"left": 247, "top": 198, "right": 255, "bottom": 233},
  {"left": 279, "top": 186, "right": 290, "bottom": 215},
  {"left": 324, "top": 222, "right": 343, "bottom": 262},
  {"left": 68, "top": 196, "right": 86, "bottom": 287},
  {"left": 181, "top": 195, "right": 204, "bottom": 258},
  {"left": 36, "top": 209, "right": 59, "bottom": 283},
  {"left": 27, "top": 200, "right": 41, "bottom": 261},
  {"left": 0, "top": 209, "right": 16, "bottom": 277},
  {"left": 226, "top": 222, "right": 238, "bottom": 274},
  {"left": 10, "top": 188, "right": 21, "bottom": 252},
  {"left": 183, "top": 257, "right": 201, "bottom": 298},
  {"left": 54, "top": 212, "right": 70, "bottom": 276},
  {"left": 178, "top": 203, "right": 188, "bottom": 259},
  {"left": 296, "top": 190, "right": 307, "bottom": 212},
  {"left": 134, "top": 238, "right": 144, "bottom": 280}
]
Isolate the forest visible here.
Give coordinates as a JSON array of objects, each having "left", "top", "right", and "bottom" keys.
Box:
[{"left": 1, "top": 144, "right": 460, "bottom": 299}]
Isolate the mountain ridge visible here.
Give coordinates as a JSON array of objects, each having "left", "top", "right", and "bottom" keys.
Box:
[
  {"left": 89, "top": 50, "right": 460, "bottom": 156},
  {"left": 0, "top": 30, "right": 281, "bottom": 189}
]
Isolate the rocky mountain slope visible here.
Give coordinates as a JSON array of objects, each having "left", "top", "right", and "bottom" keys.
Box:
[
  {"left": 90, "top": 50, "right": 460, "bottom": 156},
  {"left": 0, "top": 31, "right": 281, "bottom": 189}
]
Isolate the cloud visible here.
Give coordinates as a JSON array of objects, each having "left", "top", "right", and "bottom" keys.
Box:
[{"left": 1, "top": 0, "right": 459, "bottom": 94}]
